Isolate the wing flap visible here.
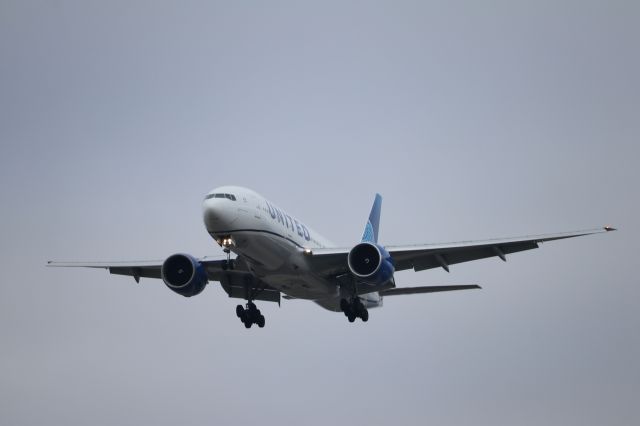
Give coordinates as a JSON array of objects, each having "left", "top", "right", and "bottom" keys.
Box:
[
  {"left": 217, "top": 270, "right": 281, "bottom": 304},
  {"left": 381, "top": 285, "right": 481, "bottom": 296},
  {"left": 396, "top": 240, "right": 539, "bottom": 272},
  {"left": 110, "top": 266, "right": 161, "bottom": 280},
  {"left": 224, "top": 285, "right": 281, "bottom": 303}
]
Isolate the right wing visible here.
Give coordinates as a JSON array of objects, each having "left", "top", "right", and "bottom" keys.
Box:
[
  {"left": 47, "top": 257, "right": 232, "bottom": 282},
  {"left": 47, "top": 259, "right": 165, "bottom": 282},
  {"left": 47, "top": 256, "right": 281, "bottom": 303},
  {"left": 380, "top": 285, "right": 481, "bottom": 296}
]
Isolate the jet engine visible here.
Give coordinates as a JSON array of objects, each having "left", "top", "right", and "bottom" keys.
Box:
[
  {"left": 347, "top": 242, "right": 394, "bottom": 285},
  {"left": 161, "top": 253, "right": 208, "bottom": 297}
]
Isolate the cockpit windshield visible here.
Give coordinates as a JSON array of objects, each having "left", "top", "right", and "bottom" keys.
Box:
[{"left": 205, "top": 193, "right": 236, "bottom": 201}]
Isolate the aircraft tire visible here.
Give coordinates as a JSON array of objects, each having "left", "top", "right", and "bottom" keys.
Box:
[{"left": 361, "top": 309, "right": 369, "bottom": 322}]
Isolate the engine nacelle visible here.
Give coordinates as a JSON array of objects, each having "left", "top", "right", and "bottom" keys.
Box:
[
  {"left": 161, "top": 253, "right": 208, "bottom": 297},
  {"left": 347, "top": 242, "right": 395, "bottom": 285}
]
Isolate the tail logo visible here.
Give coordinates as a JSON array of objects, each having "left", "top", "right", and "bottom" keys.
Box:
[
  {"left": 362, "top": 221, "right": 375, "bottom": 243},
  {"left": 361, "top": 194, "right": 382, "bottom": 243}
]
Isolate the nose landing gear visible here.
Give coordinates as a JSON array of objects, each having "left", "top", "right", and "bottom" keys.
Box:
[
  {"left": 236, "top": 302, "right": 265, "bottom": 328},
  {"left": 340, "top": 298, "right": 369, "bottom": 323},
  {"left": 220, "top": 237, "right": 235, "bottom": 271}
]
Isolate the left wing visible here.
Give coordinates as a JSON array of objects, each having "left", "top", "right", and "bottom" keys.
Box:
[
  {"left": 306, "top": 226, "right": 616, "bottom": 276},
  {"left": 388, "top": 226, "right": 615, "bottom": 273}
]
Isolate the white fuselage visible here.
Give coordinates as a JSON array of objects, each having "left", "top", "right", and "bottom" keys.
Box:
[{"left": 202, "top": 186, "right": 382, "bottom": 310}]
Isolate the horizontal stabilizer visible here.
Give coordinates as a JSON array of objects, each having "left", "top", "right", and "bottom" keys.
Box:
[{"left": 380, "top": 285, "right": 481, "bottom": 296}]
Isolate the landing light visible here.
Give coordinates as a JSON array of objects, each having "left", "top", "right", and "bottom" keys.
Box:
[
  {"left": 221, "top": 237, "right": 234, "bottom": 247},
  {"left": 303, "top": 248, "right": 313, "bottom": 255}
]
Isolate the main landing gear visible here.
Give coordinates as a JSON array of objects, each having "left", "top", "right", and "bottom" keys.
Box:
[
  {"left": 236, "top": 302, "right": 265, "bottom": 329},
  {"left": 340, "top": 298, "right": 369, "bottom": 323}
]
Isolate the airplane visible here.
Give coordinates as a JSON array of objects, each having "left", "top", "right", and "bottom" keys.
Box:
[{"left": 48, "top": 185, "right": 616, "bottom": 328}]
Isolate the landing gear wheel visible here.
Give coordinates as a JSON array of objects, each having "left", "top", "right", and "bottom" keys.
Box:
[
  {"left": 361, "top": 309, "right": 369, "bottom": 322},
  {"left": 343, "top": 297, "right": 370, "bottom": 323},
  {"left": 237, "top": 301, "right": 266, "bottom": 329}
]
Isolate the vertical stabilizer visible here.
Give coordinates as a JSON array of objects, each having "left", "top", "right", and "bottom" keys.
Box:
[{"left": 361, "top": 194, "right": 382, "bottom": 243}]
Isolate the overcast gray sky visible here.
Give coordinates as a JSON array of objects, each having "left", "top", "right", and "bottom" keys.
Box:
[{"left": 1, "top": 1, "right": 638, "bottom": 425}]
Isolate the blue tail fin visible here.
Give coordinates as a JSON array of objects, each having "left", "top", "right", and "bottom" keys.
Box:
[{"left": 361, "top": 194, "right": 382, "bottom": 243}]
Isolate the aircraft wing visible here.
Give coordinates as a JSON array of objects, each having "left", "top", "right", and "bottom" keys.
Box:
[
  {"left": 307, "top": 226, "right": 616, "bottom": 276},
  {"left": 380, "top": 285, "right": 481, "bottom": 295},
  {"left": 388, "top": 226, "right": 615, "bottom": 273},
  {"left": 47, "top": 257, "right": 234, "bottom": 281},
  {"left": 47, "top": 259, "right": 165, "bottom": 281},
  {"left": 47, "top": 256, "right": 281, "bottom": 303}
]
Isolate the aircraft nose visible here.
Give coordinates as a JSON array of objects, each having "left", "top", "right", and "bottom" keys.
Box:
[{"left": 202, "top": 198, "right": 238, "bottom": 231}]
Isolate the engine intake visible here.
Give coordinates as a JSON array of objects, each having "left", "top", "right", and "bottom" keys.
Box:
[
  {"left": 161, "top": 253, "right": 208, "bottom": 297},
  {"left": 347, "top": 242, "right": 394, "bottom": 285}
]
